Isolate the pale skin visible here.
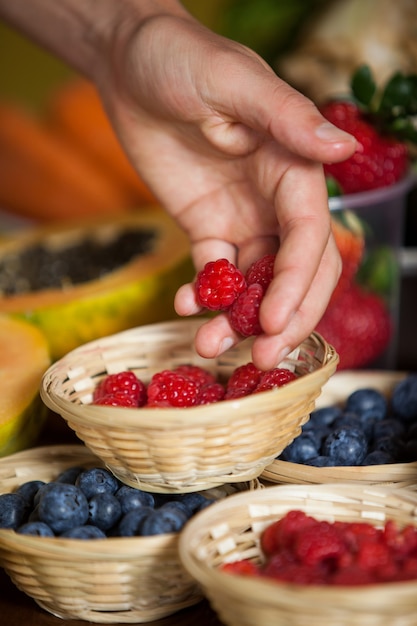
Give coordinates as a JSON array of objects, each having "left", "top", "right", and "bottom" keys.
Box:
[{"left": 0, "top": 0, "right": 357, "bottom": 369}]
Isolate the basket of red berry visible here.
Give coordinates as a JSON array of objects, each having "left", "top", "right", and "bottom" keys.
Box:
[
  {"left": 261, "top": 370, "right": 417, "bottom": 487},
  {"left": 0, "top": 444, "right": 260, "bottom": 623},
  {"left": 40, "top": 316, "right": 338, "bottom": 494},
  {"left": 179, "top": 481, "right": 417, "bottom": 626}
]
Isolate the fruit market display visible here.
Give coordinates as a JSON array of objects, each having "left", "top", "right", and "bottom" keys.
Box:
[
  {"left": 91, "top": 362, "right": 297, "bottom": 408},
  {"left": 0, "top": 464, "right": 214, "bottom": 538},
  {"left": 276, "top": 373, "right": 417, "bottom": 467},
  {"left": 0, "top": 78, "right": 156, "bottom": 223},
  {"left": 221, "top": 509, "right": 417, "bottom": 585},
  {"left": 0, "top": 316, "right": 50, "bottom": 457},
  {"left": 0, "top": 208, "right": 193, "bottom": 360}
]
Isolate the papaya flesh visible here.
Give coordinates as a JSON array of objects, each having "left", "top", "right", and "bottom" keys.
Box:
[
  {"left": 0, "top": 316, "right": 51, "bottom": 456},
  {"left": 0, "top": 208, "right": 194, "bottom": 360}
]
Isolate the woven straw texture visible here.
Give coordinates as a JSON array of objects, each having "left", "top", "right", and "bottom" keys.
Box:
[
  {"left": 0, "top": 445, "right": 259, "bottom": 623},
  {"left": 261, "top": 370, "right": 417, "bottom": 487},
  {"left": 40, "top": 319, "right": 338, "bottom": 493},
  {"left": 179, "top": 482, "right": 417, "bottom": 626}
]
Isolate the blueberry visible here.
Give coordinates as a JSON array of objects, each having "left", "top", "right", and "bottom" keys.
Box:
[
  {"left": 300, "top": 424, "right": 328, "bottom": 448},
  {"left": 333, "top": 412, "right": 366, "bottom": 434},
  {"left": 33, "top": 482, "right": 58, "bottom": 507},
  {"left": 75, "top": 467, "right": 119, "bottom": 499},
  {"left": 280, "top": 432, "right": 319, "bottom": 463},
  {"left": 88, "top": 493, "right": 122, "bottom": 531},
  {"left": 308, "top": 406, "right": 343, "bottom": 428},
  {"left": 60, "top": 525, "right": 106, "bottom": 539},
  {"left": 115, "top": 485, "right": 155, "bottom": 514},
  {"left": 322, "top": 428, "right": 368, "bottom": 466},
  {"left": 0, "top": 493, "right": 28, "bottom": 529},
  {"left": 157, "top": 500, "right": 192, "bottom": 520},
  {"left": 115, "top": 507, "right": 153, "bottom": 537},
  {"left": 345, "top": 388, "right": 387, "bottom": 420},
  {"left": 373, "top": 418, "right": 406, "bottom": 441},
  {"left": 171, "top": 492, "right": 212, "bottom": 515},
  {"left": 17, "top": 521, "right": 55, "bottom": 537},
  {"left": 15, "top": 480, "right": 45, "bottom": 506},
  {"left": 362, "top": 450, "right": 395, "bottom": 465},
  {"left": 392, "top": 375, "right": 417, "bottom": 422},
  {"left": 304, "top": 455, "right": 334, "bottom": 467},
  {"left": 140, "top": 505, "right": 188, "bottom": 536},
  {"left": 55, "top": 466, "right": 85, "bottom": 485},
  {"left": 372, "top": 436, "right": 406, "bottom": 462},
  {"left": 38, "top": 483, "right": 89, "bottom": 534}
]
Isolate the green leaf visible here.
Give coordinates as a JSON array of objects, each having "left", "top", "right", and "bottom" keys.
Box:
[
  {"left": 378, "top": 72, "right": 417, "bottom": 115},
  {"left": 351, "top": 65, "right": 377, "bottom": 108}
]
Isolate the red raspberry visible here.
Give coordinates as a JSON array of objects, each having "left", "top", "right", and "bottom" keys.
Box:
[
  {"left": 294, "top": 521, "right": 347, "bottom": 567},
  {"left": 356, "top": 541, "right": 391, "bottom": 571},
  {"left": 245, "top": 254, "right": 275, "bottom": 293},
  {"left": 195, "top": 258, "right": 247, "bottom": 311},
  {"left": 197, "top": 382, "right": 226, "bottom": 405},
  {"left": 225, "top": 362, "right": 262, "bottom": 399},
  {"left": 261, "top": 510, "right": 317, "bottom": 556},
  {"left": 93, "top": 371, "right": 147, "bottom": 406},
  {"left": 146, "top": 370, "right": 200, "bottom": 407},
  {"left": 228, "top": 283, "right": 263, "bottom": 336},
  {"left": 254, "top": 368, "right": 297, "bottom": 392},
  {"left": 221, "top": 560, "right": 260, "bottom": 577},
  {"left": 94, "top": 392, "right": 138, "bottom": 408},
  {"left": 174, "top": 364, "right": 216, "bottom": 387}
]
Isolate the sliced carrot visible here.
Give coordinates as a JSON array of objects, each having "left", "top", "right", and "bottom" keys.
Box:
[
  {"left": 0, "top": 102, "right": 134, "bottom": 222},
  {"left": 46, "top": 78, "right": 157, "bottom": 205}
]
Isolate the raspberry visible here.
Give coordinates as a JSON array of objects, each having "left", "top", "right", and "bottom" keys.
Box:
[
  {"left": 93, "top": 371, "right": 147, "bottom": 406},
  {"left": 225, "top": 362, "right": 262, "bottom": 399},
  {"left": 195, "top": 258, "right": 247, "bottom": 311},
  {"left": 245, "top": 254, "right": 275, "bottom": 293},
  {"left": 197, "top": 382, "right": 226, "bottom": 405},
  {"left": 146, "top": 370, "right": 200, "bottom": 407},
  {"left": 174, "top": 364, "right": 216, "bottom": 387},
  {"left": 261, "top": 510, "right": 316, "bottom": 556},
  {"left": 294, "top": 521, "right": 347, "bottom": 567},
  {"left": 94, "top": 392, "right": 139, "bottom": 408},
  {"left": 228, "top": 283, "right": 263, "bottom": 336},
  {"left": 254, "top": 368, "right": 297, "bottom": 392},
  {"left": 221, "top": 560, "right": 260, "bottom": 577}
]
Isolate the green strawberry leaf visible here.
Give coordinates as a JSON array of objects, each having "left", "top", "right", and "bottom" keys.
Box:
[
  {"left": 326, "top": 176, "right": 343, "bottom": 198},
  {"left": 378, "top": 72, "right": 417, "bottom": 116},
  {"left": 351, "top": 65, "right": 377, "bottom": 108}
]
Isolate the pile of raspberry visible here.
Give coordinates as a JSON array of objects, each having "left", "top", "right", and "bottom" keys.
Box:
[
  {"left": 221, "top": 510, "right": 417, "bottom": 585},
  {"left": 91, "top": 362, "right": 297, "bottom": 409},
  {"left": 195, "top": 255, "right": 275, "bottom": 336}
]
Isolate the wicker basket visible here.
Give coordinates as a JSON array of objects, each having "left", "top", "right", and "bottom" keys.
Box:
[
  {"left": 261, "top": 370, "right": 417, "bottom": 487},
  {"left": 179, "top": 482, "right": 417, "bottom": 626},
  {"left": 0, "top": 445, "right": 260, "bottom": 623},
  {"left": 40, "top": 319, "right": 338, "bottom": 494}
]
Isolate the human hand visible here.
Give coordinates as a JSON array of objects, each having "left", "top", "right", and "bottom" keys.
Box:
[{"left": 94, "top": 5, "right": 357, "bottom": 369}]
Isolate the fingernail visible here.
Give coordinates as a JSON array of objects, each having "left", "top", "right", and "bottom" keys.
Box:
[
  {"left": 219, "top": 337, "right": 234, "bottom": 354},
  {"left": 315, "top": 122, "right": 355, "bottom": 144}
]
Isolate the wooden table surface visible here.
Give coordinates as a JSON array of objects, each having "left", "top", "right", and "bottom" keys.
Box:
[{"left": 0, "top": 412, "right": 224, "bottom": 626}]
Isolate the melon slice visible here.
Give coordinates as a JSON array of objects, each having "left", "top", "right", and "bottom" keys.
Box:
[
  {"left": 0, "top": 208, "right": 193, "bottom": 360},
  {"left": 0, "top": 316, "right": 51, "bottom": 456}
]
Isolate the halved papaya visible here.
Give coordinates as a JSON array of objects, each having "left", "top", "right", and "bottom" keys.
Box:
[
  {"left": 0, "top": 315, "right": 51, "bottom": 456},
  {"left": 0, "top": 208, "right": 193, "bottom": 360}
]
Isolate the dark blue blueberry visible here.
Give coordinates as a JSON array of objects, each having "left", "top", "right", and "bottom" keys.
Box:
[
  {"left": 15, "top": 480, "right": 45, "bottom": 506},
  {"left": 392, "top": 375, "right": 417, "bottom": 423},
  {"left": 308, "top": 406, "right": 343, "bottom": 428},
  {"left": 115, "top": 485, "right": 155, "bottom": 514},
  {"left": 88, "top": 493, "right": 122, "bottom": 531},
  {"left": 156, "top": 500, "right": 192, "bottom": 520},
  {"left": 17, "top": 521, "right": 55, "bottom": 537},
  {"left": 304, "top": 455, "right": 334, "bottom": 467},
  {"left": 55, "top": 466, "right": 85, "bottom": 485},
  {"left": 345, "top": 388, "right": 387, "bottom": 420},
  {"left": 171, "top": 492, "right": 213, "bottom": 515},
  {"left": 140, "top": 505, "right": 188, "bottom": 536},
  {"left": 300, "top": 424, "right": 328, "bottom": 448},
  {"left": 372, "top": 436, "right": 406, "bottom": 462},
  {"left": 362, "top": 450, "right": 395, "bottom": 465},
  {"left": 115, "top": 507, "right": 153, "bottom": 537},
  {"left": 373, "top": 418, "right": 406, "bottom": 442},
  {"left": 280, "top": 432, "right": 319, "bottom": 463},
  {"left": 322, "top": 428, "right": 368, "bottom": 466},
  {"left": 33, "top": 482, "right": 59, "bottom": 507},
  {"left": 60, "top": 525, "right": 106, "bottom": 539},
  {"left": 0, "top": 493, "right": 28, "bottom": 529},
  {"left": 333, "top": 412, "right": 366, "bottom": 435},
  {"left": 75, "top": 467, "right": 119, "bottom": 499},
  {"left": 38, "top": 483, "right": 89, "bottom": 534}
]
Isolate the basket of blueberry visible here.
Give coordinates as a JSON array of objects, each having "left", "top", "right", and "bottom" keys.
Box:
[
  {"left": 261, "top": 370, "right": 417, "bottom": 486},
  {"left": 0, "top": 444, "right": 260, "bottom": 623},
  {"left": 178, "top": 481, "right": 417, "bottom": 626},
  {"left": 40, "top": 318, "right": 338, "bottom": 493}
]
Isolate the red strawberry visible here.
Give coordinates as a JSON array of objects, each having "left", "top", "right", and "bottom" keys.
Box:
[
  {"left": 319, "top": 65, "right": 416, "bottom": 194},
  {"left": 316, "top": 284, "right": 392, "bottom": 370},
  {"left": 330, "top": 211, "right": 365, "bottom": 303}
]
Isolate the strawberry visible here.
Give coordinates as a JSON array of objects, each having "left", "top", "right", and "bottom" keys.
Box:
[
  {"left": 320, "top": 65, "right": 417, "bottom": 194},
  {"left": 315, "top": 284, "right": 392, "bottom": 370},
  {"left": 330, "top": 211, "right": 365, "bottom": 303}
]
